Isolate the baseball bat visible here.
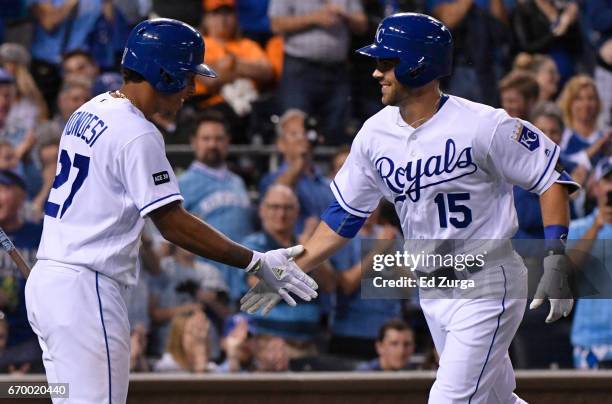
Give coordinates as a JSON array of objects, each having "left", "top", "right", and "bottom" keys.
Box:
[{"left": 0, "top": 227, "right": 31, "bottom": 278}]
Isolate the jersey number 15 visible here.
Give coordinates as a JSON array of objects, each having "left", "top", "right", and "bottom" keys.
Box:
[
  {"left": 433, "top": 192, "right": 472, "bottom": 229},
  {"left": 44, "top": 149, "right": 90, "bottom": 219}
]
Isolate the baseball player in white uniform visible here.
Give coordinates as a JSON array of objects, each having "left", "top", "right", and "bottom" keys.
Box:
[
  {"left": 25, "top": 19, "right": 317, "bottom": 404},
  {"left": 242, "top": 13, "right": 578, "bottom": 403}
]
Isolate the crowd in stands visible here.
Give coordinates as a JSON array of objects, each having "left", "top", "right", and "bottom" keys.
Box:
[{"left": 0, "top": 0, "right": 610, "bottom": 374}]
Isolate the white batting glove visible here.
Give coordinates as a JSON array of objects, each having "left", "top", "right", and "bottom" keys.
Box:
[
  {"left": 244, "top": 245, "right": 318, "bottom": 311},
  {"left": 529, "top": 254, "right": 574, "bottom": 323},
  {"left": 240, "top": 282, "right": 282, "bottom": 315}
]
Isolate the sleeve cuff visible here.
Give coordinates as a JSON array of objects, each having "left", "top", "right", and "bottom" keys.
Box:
[
  {"left": 139, "top": 193, "right": 184, "bottom": 217},
  {"left": 321, "top": 199, "right": 366, "bottom": 238},
  {"left": 330, "top": 180, "right": 373, "bottom": 218}
]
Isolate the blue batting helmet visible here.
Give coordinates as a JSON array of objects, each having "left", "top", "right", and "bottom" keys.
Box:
[
  {"left": 357, "top": 13, "right": 453, "bottom": 88},
  {"left": 121, "top": 18, "right": 217, "bottom": 93}
]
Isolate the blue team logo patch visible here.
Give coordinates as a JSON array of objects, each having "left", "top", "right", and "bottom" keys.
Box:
[
  {"left": 513, "top": 123, "right": 540, "bottom": 152},
  {"left": 153, "top": 171, "right": 170, "bottom": 185}
]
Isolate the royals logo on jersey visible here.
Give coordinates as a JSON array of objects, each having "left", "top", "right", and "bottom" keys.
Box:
[
  {"left": 375, "top": 138, "right": 478, "bottom": 203},
  {"left": 513, "top": 122, "right": 540, "bottom": 152}
]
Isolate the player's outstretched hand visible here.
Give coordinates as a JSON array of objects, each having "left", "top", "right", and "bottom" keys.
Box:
[
  {"left": 529, "top": 254, "right": 574, "bottom": 323},
  {"left": 243, "top": 245, "right": 318, "bottom": 312},
  {"left": 240, "top": 281, "right": 281, "bottom": 315}
]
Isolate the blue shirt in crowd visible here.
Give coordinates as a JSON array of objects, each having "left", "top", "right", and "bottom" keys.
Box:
[
  {"left": 567, "top": 211, "right": 612, "bottom": 348},
  {"left": 27, "top": 0, "right": 102, "bottom": 65},
  {"left": 561, "top": 128, "right": 605, "bottom": 166},
  {"left": 179, "top": 161, "right": 254, "bottom": 303},
  {"left": 329, "top": 235, "right": 402, "bottom": 340},
  {"left": 259, "top": 164, "right": 334, "bottom": 234},
  {"left": 236, "top": 0, "right": 270, "bottom": 34},
  {"left": 241, "top": 231, "right": 321, "bottom": 341}
]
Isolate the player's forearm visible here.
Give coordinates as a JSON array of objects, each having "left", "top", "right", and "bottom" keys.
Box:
[
  {"left": 539, "top": 183, "right": 570, "bottom": 227},
  {"left": 234, "top": 60, "right": 274, "bottom": 84},
  {"left": 274, "top": 165, "right": 302, "bottom": 188},
  {"left": 270, "top": 15, "right": 317, "bottom": 34},
  {"left": 150, "top": 202, "right": 253, "bottom": 269},
  {"left": 346, "top": 12, "right": 368, "bottom": 34},
  {"left": 567, "top": 221, "right": 601, "bottom": 268},
  {"left": 33, "top": 0, "right": 78, "bottom": 32},
  {"left": 432, "top": 0, "right": 473, "bottom": 29},
  {"left": 295, "top": 221, "right": 350, "bottom": 273},
  {"left": 489, "top": 0, "right": 508, "bottom": 24}
]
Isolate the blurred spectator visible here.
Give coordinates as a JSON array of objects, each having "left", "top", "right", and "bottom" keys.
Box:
[
  {"left": 0, "top": 43, "right": 48, "bottom": 131},
  {"left": 558, "top": 75, "right": 608, "bottom": 168},
  {"left": 0, "top": 140, "right": 17, "bottom": 171},
  {"left": 54, "top": 77, "right": 92, "bottom": 130},
  {"left": 61, "top": 49, "right": 99, "bottom": 83},
  {"left": 429, "top": 0, "right": 509, "bottom": 105},
  {"left": 242, "top": 185, "right": 333, "bottom": 356},
  {"left": 251, "top": 334, "right": 289, "bottom": 372},
  {"left": 129, "top": 323, "right": 149, "bottom": 372},
  {"left": 87, "top": 0, "right": 131, "bottom": 71},
  {"left": 194, "top": 0, "right": 273, "bottom": 141},
  {"left": 154, "top": 308, "right": 214, "bottom": 372},
  {"left": 0, "top": 310, "right": 43, "bottom": 374},
  {"left": 236, "top": 0, "right": 272, "bottom": 46},
  {"left": 61, "top": 50, "right": 123, "bottom": 96},
  {"left": 216, "top": 314, "right": 253, "bottom": 372},
  {"left": 567, "top": 157, "right": 612, "bottom": 369},
  {"left": 499, "top": 70, "right": 540, "bottom": 119},
  {"left": 0, "top": 69, "right": 35, "bottom": 167},
  {"left": 126, "top": 248, "right": 155, "bottom": 372},
  {"left": 0, "top": 170, "right": 42, "bottom": 349},
  {"left": 587, "top": 0, "right": 612, "bottom": 132},
  {"left": 114, "top": 0, "right": 152, "bottom": 25},
  {"left": 260, "top": 109, "right": 334, "bottom": 234},
  {"left": 355, "top": 319, "right": 416, "bottom": 371},
  {"left": 27, "top": 0, "right": 103, "bottom": 111},
  {"left": 328, "top": 203, "right": 403, "bottom": 360},
  {"left": 511, "top": 0, "right": 582, "bottom": 83},
  {"left": 513, "top": 52, "right": 560, "bottom": 102},
  {"left": 179, "top": 111, "right": 254, "bottom": 304},
  {"left": 421, "top": 344, "right": 440, "bottom": 370},
  {"left": 149, "top": 245, "right": 228, "bottom": 356},
  {"left": 28, "top": 127, "right": 60, "bottom": 222},
  {"left": 532, "top": 102, "right": 589, "bottom": 187},
  {"left": 269, "top": 0, "right": 367, "bottom": 144}
]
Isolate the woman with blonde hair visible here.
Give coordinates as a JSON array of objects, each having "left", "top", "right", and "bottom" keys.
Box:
[
  {"left": 557, "top": 75, "right": 608, "bottom": 167},
  {"left": 0, "top": 43, "right": 48, "bottom": 131},
  {"left": 154, "top": 308, "right": 213, "bottom": 373},
  {"left": 513, "top": 52, "right": 560, "bottom": 102}
]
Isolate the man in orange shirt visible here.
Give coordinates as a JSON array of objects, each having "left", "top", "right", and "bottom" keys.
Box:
[{"left": 195, "top": 0, "right": 274, "bottom": 113}]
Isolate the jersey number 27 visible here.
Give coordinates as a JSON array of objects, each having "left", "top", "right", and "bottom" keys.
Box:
[{"left": 44, "top": 149, "right": 90, "bottom": 219}]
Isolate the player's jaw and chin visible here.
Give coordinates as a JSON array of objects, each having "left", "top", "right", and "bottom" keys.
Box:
[
  {"left": 154, "top": 74, "right": 195, "bottom": 119},
  {"left": 374, "top": 63, "right": 412, "bottom": 107}
]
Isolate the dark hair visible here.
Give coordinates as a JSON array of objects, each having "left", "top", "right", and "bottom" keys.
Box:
[
  {"left": 191, "top": 110, "right": 230, "bottom": 137},
  {"left": 377, "top": 319, "right": 412, "bottom": 342},
  {"left": 530, "top": 102, "right": 565, "bottom": 132},
  {"left": 121, "top": 67, "right": 146, "bottom": 84},
  {"left": 378, "top": 200, "right": 401, "bottom": 230},
  {"left": 62, "top": 49, "right": 95, "bottom": 65},
  {"left": 499, "top": 70, "right": 540, "bottom": 103}
]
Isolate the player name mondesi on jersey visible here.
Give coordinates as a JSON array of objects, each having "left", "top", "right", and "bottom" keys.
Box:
[{"left": 372, "top": 275, "right": 476, "bottom": 290}]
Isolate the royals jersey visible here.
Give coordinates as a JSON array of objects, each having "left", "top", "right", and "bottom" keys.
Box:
[
  {"left": 36, "top": 93, "right": 183, "bottom": 286},
  {"left": 332, "top": 95, "right": 576, "bottom": 241}
]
